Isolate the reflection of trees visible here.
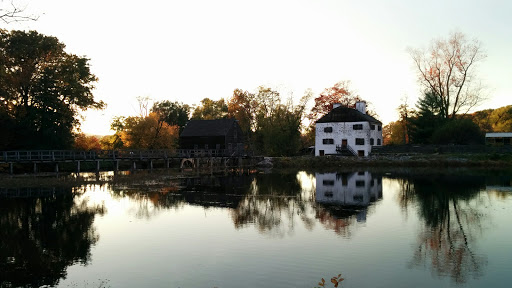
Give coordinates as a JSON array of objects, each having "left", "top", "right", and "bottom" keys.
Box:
[
  {"left": 231, "top": 172, "right": 317, "bottom": 237},
  {"left": 397, "top": 174, "right": 488, "bottom": 284},
  {"left": 0, "top": 187, "right": 105, "bottom": 287}
]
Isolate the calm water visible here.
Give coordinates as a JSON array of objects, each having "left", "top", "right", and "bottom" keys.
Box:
[{"left": 1, "top": 169, "right": 512, "bottom": 288}]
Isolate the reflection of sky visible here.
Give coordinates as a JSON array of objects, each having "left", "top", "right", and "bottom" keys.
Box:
[{"left": 52, "top": 174, "right": 512, "bottom": 288}]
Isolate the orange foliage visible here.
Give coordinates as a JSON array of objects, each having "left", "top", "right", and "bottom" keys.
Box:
[{"left": 74, "top": 133, "right": 101, "bottom": 151}]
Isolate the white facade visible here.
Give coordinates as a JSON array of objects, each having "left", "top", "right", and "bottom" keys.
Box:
[
  {"left": 315, "top": 121, "right": 382, "bottom": 156},
  {"left": 315, "top": 102, "right": 382, "bottom": 157}
]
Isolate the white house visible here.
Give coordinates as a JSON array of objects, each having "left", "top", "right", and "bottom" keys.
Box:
[{"left": 315, "top": 102, "right": 382, "bottom": 156}]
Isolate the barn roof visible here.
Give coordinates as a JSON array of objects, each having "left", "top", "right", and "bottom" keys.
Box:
[
  {"left": 180, "top": 119, "right": 237, "bottom": 137},
  {"left": 316, "top": 106, "right": 381, "bottom": 124}
]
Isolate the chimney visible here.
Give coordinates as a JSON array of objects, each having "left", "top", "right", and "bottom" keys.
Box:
[
  {"left": 355, "top": 101, "right": 366, "bottom": 114},
  {"left": 333, "top": 103, "right": 341, "bottom": 109}
]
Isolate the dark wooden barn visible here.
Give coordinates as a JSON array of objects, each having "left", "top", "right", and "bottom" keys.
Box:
[{"left": 179, "top": 119, "right": 244, "bottom": 156}]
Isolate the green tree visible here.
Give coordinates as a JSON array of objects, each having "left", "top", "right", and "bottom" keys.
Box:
[
  {"left": 410, "top": 92, "right": 447, "bottom": 144},
  {"left": 430, "top": 118, "right": 484, "bottom": 144},
  {"left": 191, "top": 98, "right": 228, "bottom": 120},
  {"left": 152, "top": 100, "right": 190, "bottom": 133},
  {"left": 252, "top": 87, "right": 310, "bottom": 156},
  {"left": 0, "top": 30, "right": 104, "bottom": 149}
]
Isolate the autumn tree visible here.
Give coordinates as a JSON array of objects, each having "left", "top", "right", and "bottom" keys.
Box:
[
  {"left": 308, "top": 81, "right": 367, "bottom": 122},
  {"left": 227, "top": 88, "right": 256, "bottom": 136},
  {"left": 0, "top": 30, "right": 104, "bottom": 149},
  {"left": 111, "top": 113, "right": 179, "bottom": 150},
  {"left": 471, "top": 105, "right": 512, "bottom": 133},
  {"left": 74, "top": 133, "right": 101, "bottom": 151},
  {"left": 408, "top": 31, "right": 486, "bottom": 119},
  {"left": 191, "top": 98, "right": 228, "bottom": 120}
]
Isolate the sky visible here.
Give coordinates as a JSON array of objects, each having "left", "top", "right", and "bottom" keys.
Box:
[{"left": 4, "top": 0, "right": 512, "bottom": 135}]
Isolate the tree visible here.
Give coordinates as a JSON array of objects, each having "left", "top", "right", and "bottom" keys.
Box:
[
  {"left": 0, "top": 0, "right": 38, "bottom": 24},
  {"left": 408, "top": 31, "right": 486, "bottom": 119},
  {"left": 74, "top": 133, "right": 101, "bottom": 151},
  {"left": 471, "top": 105, "right": 512, "bottom": 133},
  {"left": 191, "top": 98, "right": 228, "bottom": 120},
  {"left": 383, "top": 121, "right": 408, "bottom": 145},
  {"left": 308, "top": 81, "right": 368, "bottom": 122},
  {"left": 396, "top": 97, "right": 415, "bottom": 144},
  {"left": 227, "top": 88, "right": 257, "bottom": 136},
  {"left": 151, "top": 100, "right": 190, "bottom": 133},
  {"left": 430, "top": 118, "right": 484, "bottom": 144},
  {"left": 0, "top": 30, "right": 105, "bottom": 149},
  {"left": 252, "top": 87, "right": 311, "bottom": 156},
  {"left": 111, "top": 113, "right": 179, "bottom": 150},
  {"left": 410, "top": 92, "right": 447, "bottom": 144}
]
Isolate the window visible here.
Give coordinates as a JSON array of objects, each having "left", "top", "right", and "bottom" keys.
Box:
[
  {"left": 378, "top": 125, "right": 382, "bottom": 131},
  {"left": 323, "top": 138, "right": 334, "bottom": 145},
  {"left": 353, "top": 124, "right": 363, "bottom": 130},
  {"left": 377, "top": 138, "right": 381, "bottom": 145},
  {"left": 324, "top": 127, "right": 333, "bottom": 133},
  {"left": 371, "top": 124, "right": 376, "bottom": 130},
  {"left": 355, "top": 180, "right": 365, "bottom": 187},
  {"left": 324, "top": 191, "right": 333, "bottom": 198},
  {"left": 355, "top": 138, "right": 364, "bottom": 145},
  {"left": 370, "top": 138, "right": 374, "bottom": 145},
  {"left": 323, "top": 180, "right": 335, "bottom": 186}
]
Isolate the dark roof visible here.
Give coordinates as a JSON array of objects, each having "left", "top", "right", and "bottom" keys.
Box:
[
  {"left": 180, "top": 119, "right": 237, "bottom": 137},
  {"left": 316, "top": 106, "right": 381, "bottom": 124}
]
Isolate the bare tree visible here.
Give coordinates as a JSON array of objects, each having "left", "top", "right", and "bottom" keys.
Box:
[
  {"left": 0, "top": 0, "right": 38, "bottom": 24},
  {"left": 408, "top": 31, "right": 486, "bottom": 119}
]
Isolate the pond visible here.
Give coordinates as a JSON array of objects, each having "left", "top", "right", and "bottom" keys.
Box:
[{"left": 1, "top": 168, "right": 512, "bottom": 288}]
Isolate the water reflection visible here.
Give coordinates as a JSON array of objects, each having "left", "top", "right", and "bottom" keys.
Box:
[
  {"left": 395, "top": 173, "right": 488, "bottom": 284},
  {"left": 315, "top": 172, "right": 382, "bottom": 236},
  {"left": 0, "top": 187, "right": 105, "bottom": 287},
  {"left": 231, "top": 172, "right": 316, "bottom": 237}
]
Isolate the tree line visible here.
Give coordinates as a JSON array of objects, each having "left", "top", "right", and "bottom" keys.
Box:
[{"left": 2, "top": 29, "right": 507, "bottom": 155}]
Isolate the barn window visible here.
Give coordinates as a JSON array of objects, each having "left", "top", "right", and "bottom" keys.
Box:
[
  {"left": 355, "top": 138, "right": 364, "bottom": 145},
  {"left": 353, "top": 124, "right": 363, "bottom": 130}
]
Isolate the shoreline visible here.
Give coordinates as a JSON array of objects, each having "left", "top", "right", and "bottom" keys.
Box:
[{"left": 268, "top": 153, "right": 512, "bottom": 169}]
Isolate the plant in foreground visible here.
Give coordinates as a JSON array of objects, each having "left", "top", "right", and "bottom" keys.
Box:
[{"left": 314, "top": 274, "right": 344, "bottom": 288}]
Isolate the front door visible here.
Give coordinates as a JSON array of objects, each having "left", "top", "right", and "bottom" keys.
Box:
[{"left": 342, "top": 139, "right": 347, "bottom": 147}]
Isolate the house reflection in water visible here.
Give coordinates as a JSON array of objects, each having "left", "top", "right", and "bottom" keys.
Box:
[{"left": 315, "top": 171, "right": 382, "bottom": 222}]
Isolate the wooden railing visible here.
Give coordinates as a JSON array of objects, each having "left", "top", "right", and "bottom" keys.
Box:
[{"left": 1, "top": 149, "right": 246, "bottom": 163}]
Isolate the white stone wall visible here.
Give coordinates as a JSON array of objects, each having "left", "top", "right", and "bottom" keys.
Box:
[{"left": 315, "top": 122, "right": 383, "bottom": 156}]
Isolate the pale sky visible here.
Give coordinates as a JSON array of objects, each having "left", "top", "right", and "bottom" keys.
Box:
[{"left": 5, "top": 0, "right": 512, "bottom": 135}]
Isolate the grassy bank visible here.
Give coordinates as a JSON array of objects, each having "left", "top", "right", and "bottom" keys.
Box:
[{"left": 270, "top": 152, "right": 512, "bottom": 169}]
